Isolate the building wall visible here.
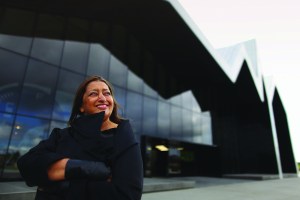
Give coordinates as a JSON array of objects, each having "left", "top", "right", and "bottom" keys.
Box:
[
  {"left": 0, "top": 7, "right": 213, "bottom": 179},
  {"left": 0, "top": 1, "right": 297, "bottom": 180}
]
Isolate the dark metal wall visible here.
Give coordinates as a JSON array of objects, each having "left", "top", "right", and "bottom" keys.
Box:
[
  {"left": 273, "top": 89, "right": 298, "bottom": 173},
  {"left": 209, "top": 63, "right": 279, "bottom": 174}
]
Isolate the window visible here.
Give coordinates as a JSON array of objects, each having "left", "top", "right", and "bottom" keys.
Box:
[
  {"left": 157, "top": 101, "right": 170, "bottom": 138},
  {"left": 61, "top": 41, "right": 89, "bottom": 73},
  {"left": 0, "top": 49, "right": 27, "bottom": 113},
  {"left": 125, "top": 91, "right": 142, "bottom": 135},
  {"left": 18, "top": 59, "right": 58, "bottom": 118},
  {"left": 52, "top": 70, "right": 85, "bottom": 121},
  {"left": 143, "top": 96, "right": 157, "bottom": 135},
  {"left": 87, "top": 43, "right": 110, "bottom": 78},
  {"left": 31, "top": 37, "right": 63, "bottom": 66},
  {"left": 109, "top": 56, "right": 127, "bottom": 87}
]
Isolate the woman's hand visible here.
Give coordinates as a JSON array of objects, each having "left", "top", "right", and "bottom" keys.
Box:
[{"left": 47, "top": 158, "right": 69, "bottom": 181}]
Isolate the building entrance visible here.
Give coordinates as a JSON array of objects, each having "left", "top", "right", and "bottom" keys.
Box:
[{"left": 141, "top": 135, "right": 221, "bottom": 177}]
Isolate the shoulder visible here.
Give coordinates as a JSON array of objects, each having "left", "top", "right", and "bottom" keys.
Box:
[
  {"left": 48, "top": 127, "right": 71, "bottom": 141},
  {"left": 117, "top": 119, "right": 134, "bottom": 135},
  {"left": 50, "top": 127, "right": 69, "bottom": 135},
  {"left": 114, "top": 120, "right": 137, "bottom": 149},
  {"left": 118, "top": 119, "right": 131, "bottom": 128}
]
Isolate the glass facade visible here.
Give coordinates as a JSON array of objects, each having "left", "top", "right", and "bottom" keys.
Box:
[{"left": 0, "top": 7, "right": 212, "bottom": 179}]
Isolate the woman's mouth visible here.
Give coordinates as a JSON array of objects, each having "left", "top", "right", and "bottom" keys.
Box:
[{"left": 97, "top": 105, "right": 107, "bottom": 110}]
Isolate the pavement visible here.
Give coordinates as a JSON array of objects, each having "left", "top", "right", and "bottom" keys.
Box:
[
  {"left": 0, "top": 174, "right": 299, "bottom": 200},
  {"left": 142, "top": 175, "right": 300, "bottom": 200}
]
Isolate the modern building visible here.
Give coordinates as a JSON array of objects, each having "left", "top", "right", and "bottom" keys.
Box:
[{"left": 0, "top": 0, "right": 298, "bottom": 181}]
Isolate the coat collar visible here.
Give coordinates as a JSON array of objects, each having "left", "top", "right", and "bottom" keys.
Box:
[{"left": 71, "top": 112, "right": 105, "bottom": 136}]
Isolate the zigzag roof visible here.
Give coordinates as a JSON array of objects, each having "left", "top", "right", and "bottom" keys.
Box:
[{"left": 168, "top": 0, "right": 279, "bottom": 103}]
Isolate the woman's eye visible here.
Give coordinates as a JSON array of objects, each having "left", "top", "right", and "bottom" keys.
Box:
[
  {"left": 104, "top": 92, "right": 111, "bottom": 96},
  {"left": 89, "top": 92, "right": 98, "bottom": 96}
]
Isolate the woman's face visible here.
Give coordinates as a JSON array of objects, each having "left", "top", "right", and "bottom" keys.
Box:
[{"left": 80, "top": 80, "right": 114, "bottom": 121}]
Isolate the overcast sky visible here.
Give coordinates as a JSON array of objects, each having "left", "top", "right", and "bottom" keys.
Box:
[{"left": 177, "top": 0, "right": 300, "bottom": 162}]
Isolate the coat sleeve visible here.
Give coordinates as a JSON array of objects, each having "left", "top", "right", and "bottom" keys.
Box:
[
  {"left": 85, "top": 142, "right": 144, "bottom": 200},
  {"left": 113, "top": 142, "right": 144, "bottom": 200},
  {"left": 17, "top": 128, "right": 66, "bottom": 187}
]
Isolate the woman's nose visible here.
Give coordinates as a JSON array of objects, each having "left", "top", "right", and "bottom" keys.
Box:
[{"left": 98, "top": 93, "right": 106, "bottom": 101}]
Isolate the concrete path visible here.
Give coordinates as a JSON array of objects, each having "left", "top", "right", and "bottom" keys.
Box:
[
  {"left": 1, "top": 175, "right": 299, "bottom": 200},
  {"left": 142, "top": 176, "right": 300, "bottom": 200}
]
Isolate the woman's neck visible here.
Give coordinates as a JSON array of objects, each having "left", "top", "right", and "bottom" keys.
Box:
[{"left": 101, "top": 120, "right": 118, "bottom": 131}]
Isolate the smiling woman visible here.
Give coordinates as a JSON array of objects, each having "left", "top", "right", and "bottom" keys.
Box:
[
  {"left": 79, "top": 81, "right": 118, "bottom": 131},
  {"left": 17, "top": 75, "right": 144, "bottom": 200}
]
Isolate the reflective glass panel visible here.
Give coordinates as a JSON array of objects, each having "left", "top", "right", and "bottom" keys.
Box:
[
  {"left": 202, "top": 112, "right": 212, "bottom": 145},
  {"left": 53, "top": 70, "right": 85, "bottom": 121},
  {"left": 170, "top": 106, "right": 182, "bottom": 141},
  {"left": 31, "top": 37, "right": 63, "bottom": 66},
  {"left": 9, "top": 115, "right": 50, "bottom": 156},
  {"left": 127, "top": 71, "right": 143, "bottom": 93},
  {"left": 109, "top": 56, "right": 127, "bottom": 87},
  {"left": 61, "top": 41, "right": 89, "bottom": 73},
  {"left": 87, "top": 44, "right": 110, "bottom": 78},
  {"left": 182, "top": 108, "right": 193, "bottom": 143},
  {"left": 168, "top": 93, "right": 182, "bottom": 107},
  {"left": 192, "top": 112, "right": 202, "bottom": 143},
  {"left": 0, "top": 113, "right": 14, "bottom": 154},
  {"left": 113, "top": 86, "right": 126, "bottom": 116},
  {"left": 125, "top": 91, "right": 142, "bottom": 135},
  {"left": 0, "top": 34, "right": 32, "bottom": 55},
  {"left": 181, "top": 91, "right": 193, "bottom": 110},
  {"left": 18, "top": 59, "right": 58, "bottom": 118},
  {"left": 157, "top": 101, "right": 170, "bottom": 138},
  {"left": 143, "top": 84, "right": 158, "bottom": 98},
  {"left": 0, "top": 49, "right": 27, "bottom": 113},
  {"left": 142, "top": 96, "right": 157, "bottom": 136},
  {"left": 4, "top": 115, "right": 49, "bottom": 178}
]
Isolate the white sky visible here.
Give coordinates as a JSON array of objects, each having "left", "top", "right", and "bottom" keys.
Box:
[{"left": 177, "top": 0, "right": 300, "bottom": 162}]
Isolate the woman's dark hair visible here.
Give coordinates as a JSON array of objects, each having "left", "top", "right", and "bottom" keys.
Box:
[{"left": 68, "top": 75, "right": 123, "bottom": 126}]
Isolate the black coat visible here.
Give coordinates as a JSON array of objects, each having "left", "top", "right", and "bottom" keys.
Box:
[{"left": 17, "top": 112, "right": 144, "bottom": 200}]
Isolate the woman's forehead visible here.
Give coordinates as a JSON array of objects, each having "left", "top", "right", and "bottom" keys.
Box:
[{"left": 86, "top": 80, "right": 109, "bottom": 90}]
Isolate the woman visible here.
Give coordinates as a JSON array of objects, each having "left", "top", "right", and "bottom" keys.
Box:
[{"left": 17, "top": 75, "right": 144, "bottom": 200}]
